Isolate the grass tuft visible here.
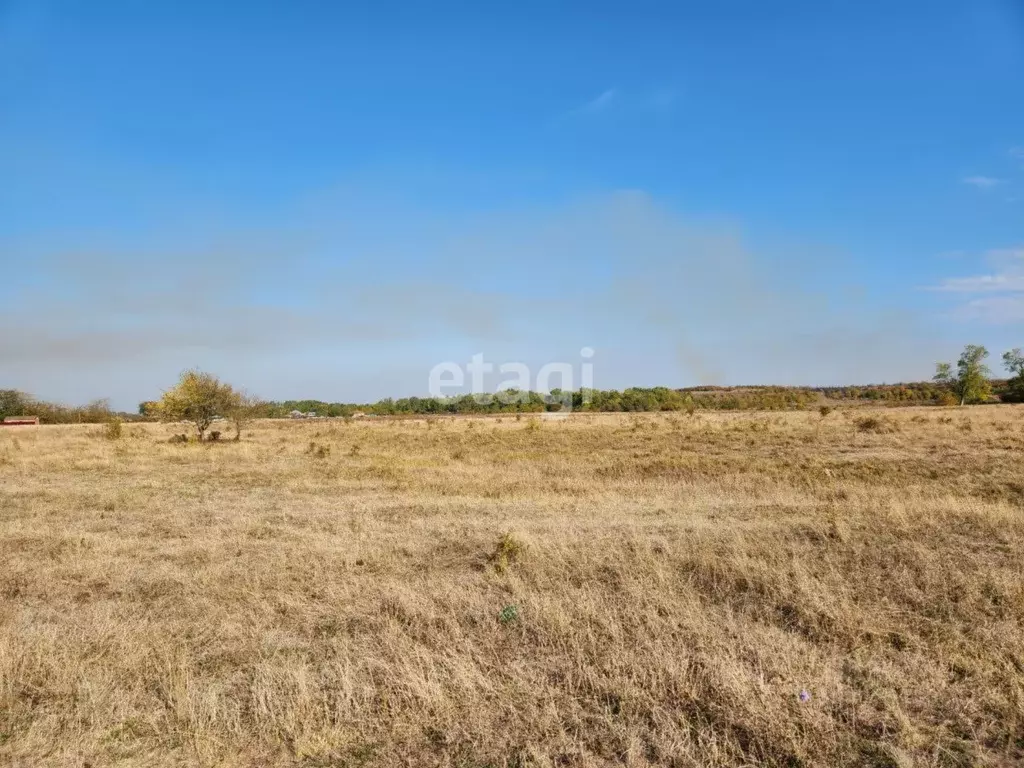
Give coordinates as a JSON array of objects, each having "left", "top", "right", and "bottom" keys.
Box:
[{"left": 490, "top": 532, "right": 526, "bottom": 573}]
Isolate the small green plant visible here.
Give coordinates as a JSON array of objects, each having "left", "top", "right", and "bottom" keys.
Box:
[
  {"left": 525, "top": 418, "right": 541, "bottom": 432},
  {"left": 498, "top": 604, "right": 519, "bottom": 625},
  {"left": 104, "top": 418, "right": 123, "bottom": 440},
  {"left": 819, "top": 405, "right": 833, "bottom": 418},
  {"left": 490, "top": 532, "right": 525, "bottom": 573}
]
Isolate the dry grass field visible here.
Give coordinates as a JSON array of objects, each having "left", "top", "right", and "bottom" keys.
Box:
[{"left": 1, "top": 408, "right": 1023, "bottom": 767}]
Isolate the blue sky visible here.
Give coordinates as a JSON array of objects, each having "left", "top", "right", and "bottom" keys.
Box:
[{"left": 2, "top": 0, "right": 1023, "bottom": 407}]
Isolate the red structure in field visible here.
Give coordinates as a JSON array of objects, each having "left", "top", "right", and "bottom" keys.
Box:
[{"left": 1, "top": 416, "right": 40, "bottom": 426}]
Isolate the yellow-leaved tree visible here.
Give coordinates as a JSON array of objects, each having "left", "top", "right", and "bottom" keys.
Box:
[{"left": 158, "top": 370, "right": 240, "bottom": 441}]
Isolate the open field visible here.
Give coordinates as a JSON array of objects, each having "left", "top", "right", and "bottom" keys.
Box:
[{"left": 1, "top": 409, "right": 1023, "bottom": 767}]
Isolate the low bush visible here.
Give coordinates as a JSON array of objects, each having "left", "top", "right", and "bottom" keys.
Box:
[
  {"left": 854, "top": 416, "right": 899, "bottom": 434},
  {"left": 104, "top": 419, "right": 123, "bottom": 440}
]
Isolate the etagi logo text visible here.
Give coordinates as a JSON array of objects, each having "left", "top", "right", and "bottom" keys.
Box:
[{"left": 428, "top": 348, "right": 595, "bottom": 412}]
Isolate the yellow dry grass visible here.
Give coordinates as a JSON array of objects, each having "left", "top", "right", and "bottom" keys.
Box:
[{"left": 1, "top": 408, "right": 1022, "bottom": 767}]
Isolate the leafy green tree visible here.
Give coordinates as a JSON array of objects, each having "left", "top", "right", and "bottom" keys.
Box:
[
  {"left": 0, "top": 390, "right": 31, "bottom": 420},
  {"left": 935, "top": 345, "right": 992, "bottom": 405},
  {"left": 158, "top": 370, "right": 239, "bottom": 441},
  {"left": 1002, "top": 348, "right": 1024, "bottom": 402}
]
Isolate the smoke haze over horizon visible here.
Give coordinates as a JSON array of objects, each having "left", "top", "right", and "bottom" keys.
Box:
[{"left": 2, "top": 1, "right": 1022, "bottom": 408}]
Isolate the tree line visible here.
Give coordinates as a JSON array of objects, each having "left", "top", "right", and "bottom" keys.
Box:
[
  {"left": 933, "top": 344, "right": 1024, "bottom": 405},
  {"left": 0, "top": 390, "right": 118, "bottom": 425},
  {"left": 366, "top": 386, "right": 823, "bottom": 415},
  {"left": 5, "top": 345, "right": 1024, "bottom": 429}
]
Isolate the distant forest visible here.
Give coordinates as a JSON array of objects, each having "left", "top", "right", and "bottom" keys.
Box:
[
  {"left": 2, "top": 381, "right": 1019, "bottom": 425},
  {"left": 10, "top": 339, "right": 1024, "bottom": 427},
  {"left": 258, "top": 379, "right": 1008, "bottom": 419}
]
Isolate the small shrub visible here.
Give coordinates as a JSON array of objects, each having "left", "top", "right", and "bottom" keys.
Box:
[
  {"left": 490, "top": 532, "right": 526, "bottom": 573},
  {"left": 818, "top": 406, "right": 833, "bottom": 418},
  {"left": 306, "top": 441, "right": 331, "bottom": 459},
  {"left": 498, "top": 604, "right": 519, "bottom": 625},
  {"left": 854, "top": 416, "right": 898, "bottom": 434},
  {"left": 104, "top": 419, "right": 123, "bottom": 440},
  {"left": 168, "top": 433, "right": 188, "bottom": 444},
  {"left": 525, "top": 418, "right": 541, "bottom": 432},
  {"left": 208, "top": 430, "right": 221, "bottom": 442}
]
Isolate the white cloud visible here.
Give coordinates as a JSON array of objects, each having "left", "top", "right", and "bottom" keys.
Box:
[
  {"left": 962, "top": 175, "right": 1003, "bottom": 189},
  {"left": 955, "top": 296, "right": 1024, "bottom": 324},
  {"left": 934, "top": 274, "right": 1024, "bottom": 292},
  {"left": 560, "top": 87, "right": 678, "bottom": 122},
  {"left": 931, "top": 247, "right": 1024, "bottom": 323},
  {"left": 575, "top": 88, "right": 617, "bottom": 114}
]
